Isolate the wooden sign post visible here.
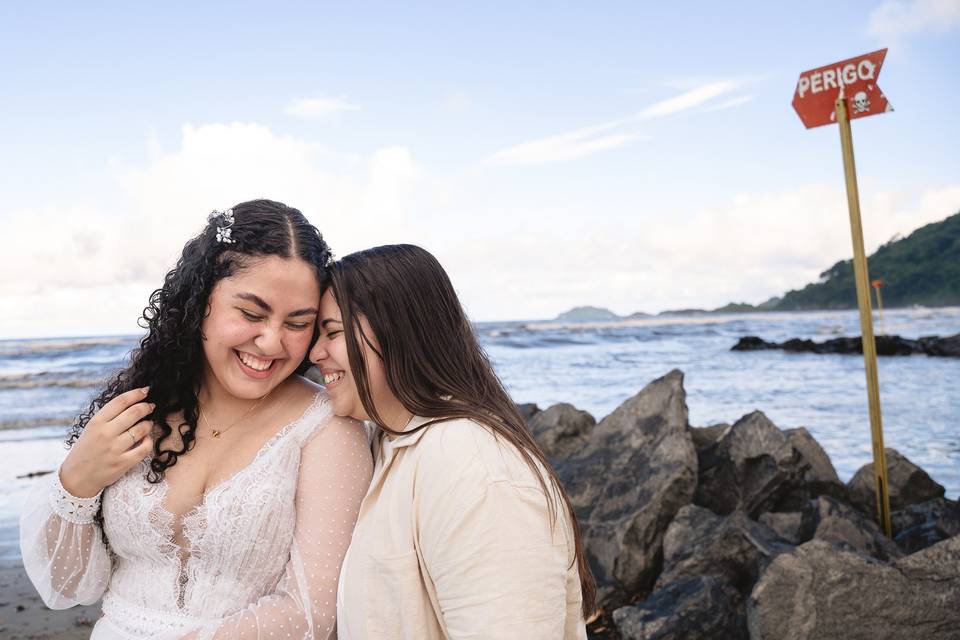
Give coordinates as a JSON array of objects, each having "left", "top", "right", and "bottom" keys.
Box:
[{"left": 793, "top": 50, "right": 894, "bottom": 536}]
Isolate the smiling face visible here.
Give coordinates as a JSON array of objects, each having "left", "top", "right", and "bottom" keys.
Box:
[
  {"left": 200, "top": 255, "right": 320, "bottom": 401},
  {"left": 310, "top": 288, "right": 410, "bottom": 428}
]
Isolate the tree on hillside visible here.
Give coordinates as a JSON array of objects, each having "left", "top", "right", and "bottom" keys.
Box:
[{"left": 776, "top": 211, "right": 960, "bottom": 310}]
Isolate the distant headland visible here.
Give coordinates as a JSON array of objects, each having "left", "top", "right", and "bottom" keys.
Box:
[{"left": 554, "top": 209, "right": 960, "bottom": 322}]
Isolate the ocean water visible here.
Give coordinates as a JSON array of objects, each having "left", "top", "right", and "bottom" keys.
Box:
[{"left": 1, "top": 307, "right": 958, "bottom": 552}]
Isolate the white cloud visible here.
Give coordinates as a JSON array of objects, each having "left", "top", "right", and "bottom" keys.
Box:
[
  {"left": 434, "top": 182, "right": 960, "bottom": 320},
  {"left": 868, "top": 0, "right": 960, "bottom": 39},
  {"left": 3, "top": 119, "right": 957, "bottom": 337},
  {"left": 284, "top": 95, "right": 359, "bottom": 119},
  {"left": 485, "top": 80, "right": 745, "bottom": 167},
  {"left": 0, "top": 122, "right": 423, "bottom": 338}
]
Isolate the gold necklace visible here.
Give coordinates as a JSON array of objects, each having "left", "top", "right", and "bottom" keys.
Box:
[{"left": 199, "top": 391, "right": 272, "bottom": 439}]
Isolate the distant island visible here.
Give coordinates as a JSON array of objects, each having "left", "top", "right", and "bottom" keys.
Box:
[{"left": 553, "top": 209, "right": 960, "bottom": 322}]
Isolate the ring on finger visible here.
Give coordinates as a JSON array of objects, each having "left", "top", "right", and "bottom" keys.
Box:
[{"left": 128, "top": 429, "right": 137, "bottom": 447}]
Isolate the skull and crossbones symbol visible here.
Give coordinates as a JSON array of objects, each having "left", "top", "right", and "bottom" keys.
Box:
[{"left": 852, "top": 91, "right": 870, "bottom": 114}]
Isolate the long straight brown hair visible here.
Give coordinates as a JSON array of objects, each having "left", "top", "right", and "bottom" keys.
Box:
[{"left": 327, "top": 243, "right": 597, "bottom": 618}]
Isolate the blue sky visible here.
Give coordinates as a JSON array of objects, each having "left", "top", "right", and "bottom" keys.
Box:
[{"left": 1, "top": 1, "right": 959, "bottom": 337}]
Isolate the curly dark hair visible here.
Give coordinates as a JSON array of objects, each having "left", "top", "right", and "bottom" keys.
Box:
[{"left": 67, "top": 199, "right": 332, "bottom": 488}]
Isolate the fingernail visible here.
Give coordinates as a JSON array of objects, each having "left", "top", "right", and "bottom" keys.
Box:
[{"left": 141, "top": 387, "right": 150, "bottom": 396}]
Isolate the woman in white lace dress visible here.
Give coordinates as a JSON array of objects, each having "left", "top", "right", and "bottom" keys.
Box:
[{"left": 19, "top": 200, "right": 373, "bottom": 639}]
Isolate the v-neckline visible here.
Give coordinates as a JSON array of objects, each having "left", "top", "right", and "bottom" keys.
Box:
[{"left": 156, "top": 392, "right": 324, "bottom": 539}]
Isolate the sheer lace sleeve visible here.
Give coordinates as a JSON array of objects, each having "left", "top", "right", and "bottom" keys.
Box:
[
  {"left": 19, "top": 470, "right": 113, "bottom": 609},
  {"left": 189, "top": 415, "right": 373, "bottom": 640}
]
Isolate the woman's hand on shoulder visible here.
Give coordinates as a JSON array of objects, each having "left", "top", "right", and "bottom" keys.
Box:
[{"left": 59, "top": 387, "right": 156, "bottom": 498}]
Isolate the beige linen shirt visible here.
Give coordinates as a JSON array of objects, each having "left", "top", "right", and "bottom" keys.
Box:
[{"left": 336, "top": 415, "right": 588, "bottom": 640}]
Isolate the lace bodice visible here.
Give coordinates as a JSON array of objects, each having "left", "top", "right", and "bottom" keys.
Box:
[{"left": 20, "top": 392, "right": 373, "bottom": 640}]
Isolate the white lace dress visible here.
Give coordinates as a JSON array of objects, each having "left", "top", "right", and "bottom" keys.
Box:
[{"left": 19, "top": 393, "right": 373, "bottom": 640}]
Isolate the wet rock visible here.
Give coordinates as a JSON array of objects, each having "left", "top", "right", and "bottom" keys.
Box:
[
  {"left": 557, "top": 370, "right": 697, "bottom": 607},
  {"left": 748, "top": 537, "right": 960, "bottom": 640},
  {"left": 919, "top": 333, "right": 960, "bottom": 357},
  {"left": 892, "top": 497, "right": 960, "bottom": 554},
  {"left": 847, "top": 448, "right": 945, "bottom": 514},
  {"left": 730, "top": 334, "right": 959, "bottom": 357},
  {"left": 656, "top": 505, "right": 791, "bottom": 595},
  {"left": 805, "top": 496, "right": 902, "bottom": 561},
  {"left": 613, "top": 575, "right": 746, "bottom": 640},
  {"left": 730, "top": 336, "right": 773, "bottom": 351},
  {"left": 528, "top": 403, "right": 595, "bottom": 461}
]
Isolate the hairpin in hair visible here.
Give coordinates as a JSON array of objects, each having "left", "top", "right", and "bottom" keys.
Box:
[{"left": 208, "top": 208, "right": 235, "bottom": 244}]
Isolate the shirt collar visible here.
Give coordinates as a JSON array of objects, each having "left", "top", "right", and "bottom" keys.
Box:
[{"left": 379, "top": 414, "right": 434, "bottom": 452}]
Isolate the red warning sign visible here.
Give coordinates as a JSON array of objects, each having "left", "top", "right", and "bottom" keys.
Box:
[{"left": 792, "top": 49, "right": 893, "bottom": 129}]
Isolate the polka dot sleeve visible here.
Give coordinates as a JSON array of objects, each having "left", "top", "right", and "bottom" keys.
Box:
[
  {"left": 190, "top": 414, "right": 373, "bottom": 640},
  {"left": 19, "top": 470, "right": 113, "bottom": 609}
]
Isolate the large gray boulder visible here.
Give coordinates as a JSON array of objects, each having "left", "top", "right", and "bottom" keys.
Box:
[
  {"left": 847, "top": 448, "right": 945, "bottom": 514},
  {"left": 783, "top": 428, "right": 842, "bottom": 487},
  {"left": 556, "top": 370, "right": 697, "bottom": 606},
  {"left": 775, "top": 427, "right": 849, "bottom": 511},
  {"left": 656, "top": 505, "right": 791, "bottom": 596},
  {"left": 694, "top": 411, "right": 791, "bottom": 516},
  {"left": 804, "top": 496, "right": 902, "bottom": 561},
  {"left": 528, "top": 402, "right": 595, "bottom": 462},
  {"left": 747, "top": 537, "right": 960, "bottom": 639},
  {"left": 613, "top": 575, "right": 746, "bottom": 640},
  {"left": 759, "top": 511, "right": 805, "bottom": 545},
  {"left": 694, "top": 412, "right": 845, "bottom": 518},
  {"left": 892, "top": 497, "right": 960, "bottom": 554}
]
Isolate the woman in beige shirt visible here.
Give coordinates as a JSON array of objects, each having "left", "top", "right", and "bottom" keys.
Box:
[{"left": 308, "top": 243, "right": 596, "bottom": 639}]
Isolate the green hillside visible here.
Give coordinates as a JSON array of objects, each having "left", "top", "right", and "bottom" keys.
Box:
[{"left": 775, "top": 211, "right": 960, "bottom": 310}]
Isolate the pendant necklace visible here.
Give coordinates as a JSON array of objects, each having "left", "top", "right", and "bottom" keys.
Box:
[{"left": 199, "top": 390, "right": 272, "bottom": 439}]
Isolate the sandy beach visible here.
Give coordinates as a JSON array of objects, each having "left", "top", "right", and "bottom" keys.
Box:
[{"left": 0, "top": 554, "right": 100, "bottom": 639}]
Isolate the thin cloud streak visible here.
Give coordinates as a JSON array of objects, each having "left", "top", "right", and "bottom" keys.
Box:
[
  {"left": 485, "top": 117, "right": 645, "bottom": 166},
  {"left": 486, "top": 80, "right": 745, "bottom": 167},
  {"left": 637, "top": 81, "right": 738, "bottom": 118},
  {"left": 285, "top": 96, "right": 359, "bottom": 119},
  {"left": 704, "top": 95, "right": 756, "bottom": 112}
]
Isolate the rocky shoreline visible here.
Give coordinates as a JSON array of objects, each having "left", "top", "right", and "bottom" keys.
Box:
[
  {"left": 521, "top": 371, "right": 960, "bottom": 640},
  {"left": 732, "top": 332, "right": 960, "bottom": 357},
  {"left": 4, "top": 372, "right": 956, "bottom": 639}
]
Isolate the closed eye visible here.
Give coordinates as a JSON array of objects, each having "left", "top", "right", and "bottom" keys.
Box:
[
  {"left": 286, "top": 321, "right": 312, "bottom": 331},
  {"left": 239, "top": 309, "right": 263, "bottom": 321}
]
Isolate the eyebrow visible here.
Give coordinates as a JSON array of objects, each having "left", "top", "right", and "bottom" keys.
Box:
[
  {"left": 235, "top": 293, "right": 317, "bottom": 317},
  {"left": 320, "top": 318, "right": 343, "bottom": 328}
]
